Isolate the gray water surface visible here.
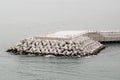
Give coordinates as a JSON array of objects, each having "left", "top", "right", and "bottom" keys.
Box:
[
  {"left": 0, "top": 0, "right": 120, "bottom": 80},
  {"left": 0, "top": 43, "right": 120, "bottom": 80}
]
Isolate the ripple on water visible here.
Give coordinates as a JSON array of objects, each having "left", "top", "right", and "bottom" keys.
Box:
[{"left": 0, "top": 43, "right": 120, "bottom": 80}]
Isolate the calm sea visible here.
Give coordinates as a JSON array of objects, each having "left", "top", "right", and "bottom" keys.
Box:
[{"left": 0, "top": 0, "right": 120, "bottom": 80}]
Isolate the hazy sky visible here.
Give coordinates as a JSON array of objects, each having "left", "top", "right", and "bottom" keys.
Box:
[{"left": 0, "top": 0, "right": 120, "bottom": 32}]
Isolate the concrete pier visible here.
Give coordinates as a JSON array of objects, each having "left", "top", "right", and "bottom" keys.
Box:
[
  {"left": 6, "top": 31, "right": 120, "bottom": 57},
  {"left": 82, "top": 31, "right": 120, "bottom": 42}
]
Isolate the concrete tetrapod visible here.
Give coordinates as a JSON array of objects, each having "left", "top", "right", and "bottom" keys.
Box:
[{"left": 6, "top": 35, "right": 105, "bottom": 57}]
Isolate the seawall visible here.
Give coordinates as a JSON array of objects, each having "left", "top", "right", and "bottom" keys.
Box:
[{"left": 7, "top": 31, "right": 120, "bottom": 57}]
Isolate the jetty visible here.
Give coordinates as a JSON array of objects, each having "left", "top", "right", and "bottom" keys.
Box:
[
  {"left": 83, "top": 31, "right": 120, "bottom": 42},
  {"left": 6, "top": 31, "right": 120, "bottom": 57}
]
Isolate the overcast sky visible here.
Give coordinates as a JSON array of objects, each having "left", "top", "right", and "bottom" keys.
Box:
[{"left": 0, "top": 0, "right": 120, "bottom": 32}]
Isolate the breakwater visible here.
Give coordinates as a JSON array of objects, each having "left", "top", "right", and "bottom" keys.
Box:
[
  {"left": 8, "top": 30, "right": 120, "bottom": 57},
  {"left": 6, "top": 31, "right": 106, "bottom": 57}
]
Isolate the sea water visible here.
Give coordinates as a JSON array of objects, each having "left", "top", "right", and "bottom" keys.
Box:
[{"left": 0, "top": 0, "right": 120, "bottom": 80}]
